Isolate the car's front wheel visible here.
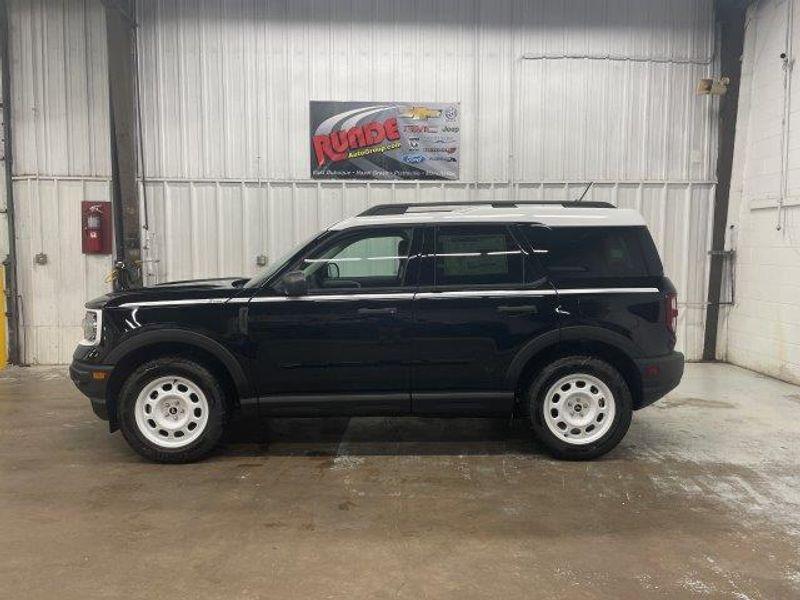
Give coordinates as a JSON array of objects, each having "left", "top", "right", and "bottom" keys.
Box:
[
  {"left": 118, "top": 356, "right": 227, "bottom": 463},
  {"left": 528, "top": 356, "right": 632, "bottom": 460}
]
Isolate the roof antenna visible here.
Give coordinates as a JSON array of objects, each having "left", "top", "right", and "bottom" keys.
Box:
[{"left": 574, "top": 181, "right": 593, "bottom": 203}]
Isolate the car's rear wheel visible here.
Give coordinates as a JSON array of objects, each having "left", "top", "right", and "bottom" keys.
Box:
[
  {"left": 528, "top": 356, "right": 632, "bottom": 460},
  {"left": 118, "top": 356, "right": 226, "bottom": 463}
]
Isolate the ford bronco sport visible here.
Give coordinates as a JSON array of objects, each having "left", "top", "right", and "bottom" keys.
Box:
[{"left": 71, "top": 201, "right": 684, "bottom": 463}]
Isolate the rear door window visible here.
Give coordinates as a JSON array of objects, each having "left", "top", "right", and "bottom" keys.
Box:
[{"left": 434, "top": 225, "right": 524, "bottom": 287}]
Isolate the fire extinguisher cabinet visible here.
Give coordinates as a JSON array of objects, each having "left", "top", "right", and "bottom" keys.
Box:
[{"left": 81, "top": 201, "right": 112, "bottom": 255}]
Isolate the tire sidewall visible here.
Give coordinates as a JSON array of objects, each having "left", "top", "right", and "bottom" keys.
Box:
[
  {"left": 118, "top": 358, "right": 226, "bottom": 463},
  {"left": 529, "top": 357, "right": 632, "bottom": 460}
]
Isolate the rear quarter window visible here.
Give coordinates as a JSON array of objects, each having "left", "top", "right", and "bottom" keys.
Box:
[{"left": 525, "top": 226, "right": 662, "bottom": 282}]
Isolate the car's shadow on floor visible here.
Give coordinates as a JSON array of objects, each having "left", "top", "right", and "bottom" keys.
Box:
[{"left": 221, "top": 415, "right": 546, "bottom": 457}]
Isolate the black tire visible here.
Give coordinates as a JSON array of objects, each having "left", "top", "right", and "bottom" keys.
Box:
[
  {"left": 528, "top": 355, "right": 632, "bottom": 460},
  {"left": 117, "top": 356, "right": 227, "bottom": 463}
]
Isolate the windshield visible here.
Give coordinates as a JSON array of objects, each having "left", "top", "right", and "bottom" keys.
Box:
[{"left": 244, "top": 231, "right": 329, "bottom": 288}]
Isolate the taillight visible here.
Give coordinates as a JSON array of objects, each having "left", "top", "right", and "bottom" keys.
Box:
[{"left": 665, "top": 292, "right": 678, "bottom": 335}]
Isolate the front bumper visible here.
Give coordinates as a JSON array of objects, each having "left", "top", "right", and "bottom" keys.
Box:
[
  {"left": 69, "top": 359, "right": 114, "bottom": 421},
  {"left": 634, "top": 351, "right": 685, "bottom": 409}
]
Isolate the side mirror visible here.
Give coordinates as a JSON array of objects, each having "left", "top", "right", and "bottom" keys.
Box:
[{"left": 282, "top": 271, "right": 308, "bottom": 297}]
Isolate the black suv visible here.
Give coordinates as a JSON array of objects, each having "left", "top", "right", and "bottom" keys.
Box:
[{"left": 71, "top": 201, "right": 684, "bottom": 463}]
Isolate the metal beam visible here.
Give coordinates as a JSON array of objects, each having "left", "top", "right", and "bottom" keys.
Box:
[
  {"left": 703, "top": 0, "right": 748, "bottom": 361},
  {"left": 104, "top": 0, "right": 142, "bottom": 289}
]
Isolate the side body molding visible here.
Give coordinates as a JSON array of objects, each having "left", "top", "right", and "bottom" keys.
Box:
[
  {"left": 504, "top": 326, "right": 644, "bottom": 389},
  {"left": 104, "top": 329, "right": 252, "bottom": 398}
]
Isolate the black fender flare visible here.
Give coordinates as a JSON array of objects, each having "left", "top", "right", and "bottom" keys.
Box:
[
  {"left": 504, "top": 326, "right": 643, "bottom": 389},
  {"left": 105, "top": 329, "right": 252, "bottom": 399}
]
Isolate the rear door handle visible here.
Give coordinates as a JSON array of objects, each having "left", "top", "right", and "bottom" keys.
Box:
[
  {"left": 497, "top": 305, "right": 539, "bottom": 314},
  {"left": 358, "top": 307, "right": 398, "bottom": 316}
]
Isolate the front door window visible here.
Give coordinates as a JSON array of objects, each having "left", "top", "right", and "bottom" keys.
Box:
[{"left": 299, "top": 228, "right": 414, "bottom": 291}]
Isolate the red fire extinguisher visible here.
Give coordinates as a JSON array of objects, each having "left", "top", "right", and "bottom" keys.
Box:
[{"left": 85, "top": 204, "right": 104, "bottom": 253}]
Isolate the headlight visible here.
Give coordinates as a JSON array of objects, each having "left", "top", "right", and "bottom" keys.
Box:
[{"left": 80, "top": 309, "right": 102, "bottom": 346}]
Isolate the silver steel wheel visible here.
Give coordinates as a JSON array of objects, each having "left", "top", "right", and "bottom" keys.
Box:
[
  {"left": 542, "top": 373, "right": 616, "bottom": 445},
  {"left": 134, "top": 375, "right": 210, "bottom": 449}
]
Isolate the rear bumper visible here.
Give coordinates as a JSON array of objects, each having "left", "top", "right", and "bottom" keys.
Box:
[
  {"left": 634, "top": 351, "right": 684, "bottom": 409},
  {"left": 69, "top": 359, "right": 114, "bottom": 421}
]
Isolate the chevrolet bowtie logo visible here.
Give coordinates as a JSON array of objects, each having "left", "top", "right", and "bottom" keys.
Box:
[{"left": 399, "top": 106, "right": 442, "bottom": 120}]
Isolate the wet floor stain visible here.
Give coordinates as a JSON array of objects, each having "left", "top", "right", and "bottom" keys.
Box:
[
  {"left": 785, "top": 393, "right": 800, "bottom": 405},
  {"left": 655, "top": 396, "right": 736, "bottom": 409}
]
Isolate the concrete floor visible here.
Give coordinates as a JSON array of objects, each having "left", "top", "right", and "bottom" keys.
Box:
[{"left": 1, "top": 364, "right": 799, "bottom": 599}]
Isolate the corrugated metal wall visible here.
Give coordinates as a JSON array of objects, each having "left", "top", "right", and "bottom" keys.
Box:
[
  {"left": 10, "top": 0, "right": 719, "bottom": 363},
  {"left": 0, "top": 47, "right": 8, "bottom": 261},
  {"left": 9, "top": 0, "right": 112, "bottom": 364}
]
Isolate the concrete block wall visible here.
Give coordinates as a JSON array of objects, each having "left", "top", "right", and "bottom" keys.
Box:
[{"left": 719, "top": 0, "right": 800, "bottom": 384}]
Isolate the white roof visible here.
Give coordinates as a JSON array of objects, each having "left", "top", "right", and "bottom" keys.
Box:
[{"left": 331, "top": 204, "right": 646, "bottom": 230}]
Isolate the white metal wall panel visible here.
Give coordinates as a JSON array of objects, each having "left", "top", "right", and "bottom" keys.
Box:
[
  {"left": 0, "top": 64, "right": 8, "bottom": 260},
  {"left": 13, "top": 178, "right": 112, "bottom": 364},
  {"left": 9, "top": 0, "right": 112, "bottom": 364},
  {"left": 139, "top": 178, "right": 715, "bottom": 362},
  {"left": 10, "top": 0, "right": 110, "bottom": 177},
  {"left": 137, "top": 0, "right": 718, "bottom": 361},
  {"left": 9, "top": 0, "right": 718, "bottom": 363},
  {"left": 136, "top": 0, "right": 716, "bottom": 183}
]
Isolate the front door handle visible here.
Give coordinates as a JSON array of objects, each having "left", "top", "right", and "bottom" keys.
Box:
[
  {"left": 497, "top": 305, "right": 539, "bottom": 314},
  {"left": 357, "top": 307, "right": 398, "bottom": 316},
  {"left": 555, "top": 305, "right": 571, "bottom": 316}
]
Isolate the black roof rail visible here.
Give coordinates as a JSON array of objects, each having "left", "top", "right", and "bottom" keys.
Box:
[{"left": 358, "top": 200, "right": 616, "bottom": 217}]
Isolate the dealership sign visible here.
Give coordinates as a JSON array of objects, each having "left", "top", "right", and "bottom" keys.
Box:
[{"left": 310, "top": 101, "right": 460, "bottom": 180}]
